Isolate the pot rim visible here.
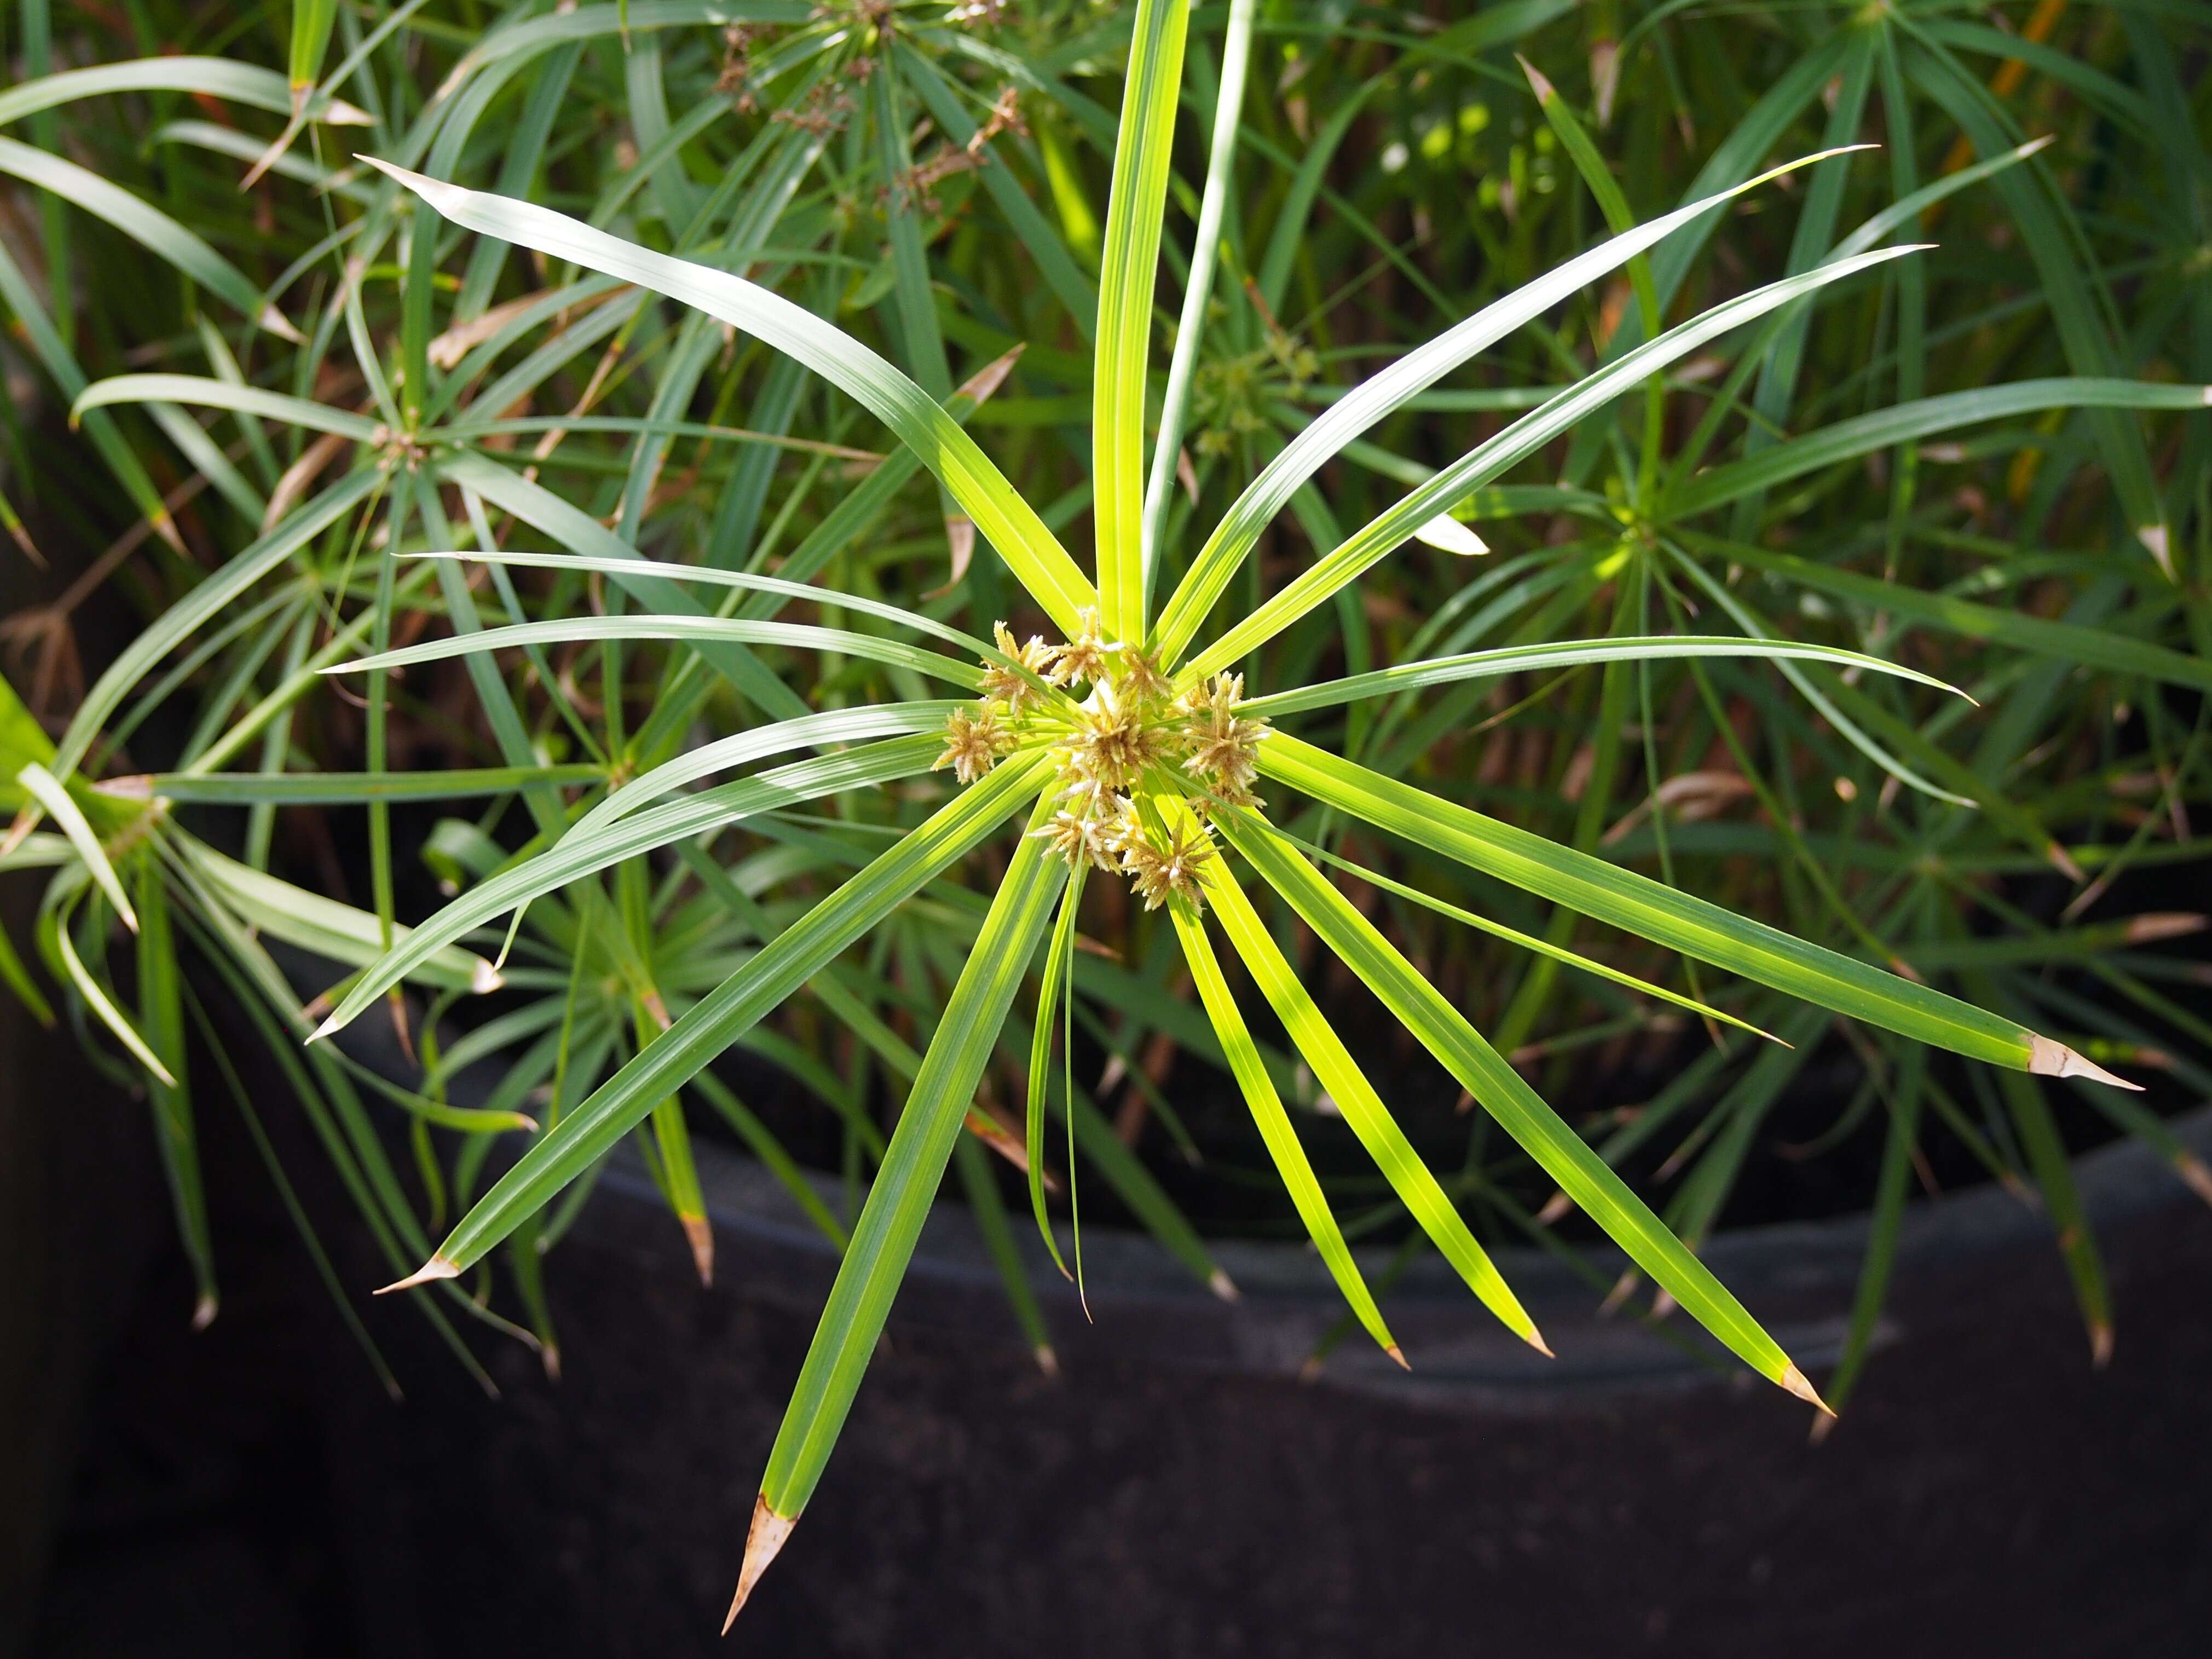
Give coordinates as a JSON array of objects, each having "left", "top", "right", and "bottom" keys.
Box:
[{"left": 586, "top": 1093, "right": 2212, "bottom": 1409}]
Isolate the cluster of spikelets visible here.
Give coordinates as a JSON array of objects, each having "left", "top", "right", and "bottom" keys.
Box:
[{"left": 932, "top": 608, "right": 1269, "bottom": 913}]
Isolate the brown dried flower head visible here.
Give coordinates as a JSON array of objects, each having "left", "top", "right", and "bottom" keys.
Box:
[
  {"left": 1047, "top": 607, "right": 1111, "bottom": 688},
  {"left": 1032, "top": 803, "right": 1123, "bottom": 873},
  {"left": 1182, "top": 672, "right": 1266, "bottom": 808},
  {"left": 935, "top": 620, "right": 1268, "bottom": 917},
  {"left": 1117, "top": 805, "right": 1216, "bottom": 912},
  {"left": 934, "top": 704, "right": 1014, "bottom": 784},
  {"left": 1110, "top": 642, "right": 1174, "bottom": 706},
  {"left": 980, "top": 621, "right": 1058, "bottom": 712},
  {"left": 1060, "top": 679, "right": 1173, "bottom": 796}
]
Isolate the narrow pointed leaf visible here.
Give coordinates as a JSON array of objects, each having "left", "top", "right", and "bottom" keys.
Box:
[
  {"left": 72, "top": 375, "right": 383, "bottom": 441},
  {"left": 1256, "top": 733, "right": 2043, "bottom": 1071},
  {"left": 1186, "top": 246, "right": 1921, "bottom": 679},
  {"left": 1025, "top": 871, "right": 1083, "bottom": 1278},
  {"left": 366, "top": 159, "right": 1098, "bottom": 635},
  {"left": 1220, "top": 810, "right": 1808, "bottom": 1389},
  {"left": 759, "top": 790, "right": 1065, "bottom": 1523},
  {"left": 1152, "top": 146, "right": 1874, "bottom": 663},
  {"left": 0, "top": 140, "right": 298, "bottom": 338},
  {"left": 1688, "top": 537, "right": 2212, "bottom": 694},
  {"left": 1671, "top": 379, "right": 2211, "bottom": 522},
  {"left": 1243, "top": 635, "right": 1963, "bottom": 717},
  {"left": 411, "top": 752, "right": 1051, "bottom": 1274},
  {"left": 17, "top": 763, "right": 136, "bottom": 932},
  {"left": 54, "top": 470, "right": 385, "bottom": 779},
  {"left": 1093, "top": 0, "right": 1189, "bottom": 637},
  {"left": 1180, "top": 796, "right": 1538, "bottom": 1346},
  {"left": 1170, "top": 886, "right": 1395, "bottom": 1358},
  {"left": 0, "top": 56, "right": 369, "bottom": 127},
  {"left": 330, "top": 614, "right": 988, "bottom": 692},
  {"left": 316, "top": 738, "right": 943, "bottom": 1037},
  {"left": 135, "top": 867, "right": 216, "bottom": 1326},
  {"left": 180, "top": 840, "right": 499, "bottom": 994},
  {"left": 48, "top": 899, "right": 174, "bottom": 1086}
]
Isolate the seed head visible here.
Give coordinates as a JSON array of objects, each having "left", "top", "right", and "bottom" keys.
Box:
[
  {"left": 1182, "top": 673, "right": 1266, "bottom": 808},
  {"left": 1060, "top": 680, "right": 1171, "bottom": 795},
  {"left": 1117, "top": 806, "right": 1216, "bottom": 912},
  {"left": 981, "top": 621, "right": 1059, "bottom": 711},
  {"left": 943, "top": 624, "right": 1265, "bottom": 913},
  {"left": 1111, "top": 642, "right": 1174, "bottom": 707},
  {"left": 1033, "top": 802, "right": 1123, "bottom": 872},
  {"left": 1048, "top": 607, "right": 1111, "bottom": 688},
  {"left": 935, "top": 704, "right": 1015, "bottom": 783}
]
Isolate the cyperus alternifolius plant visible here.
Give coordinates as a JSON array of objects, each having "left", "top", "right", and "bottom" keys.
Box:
[{"left": 247, "top": 0, "right": 2176, "bottom": 1626}]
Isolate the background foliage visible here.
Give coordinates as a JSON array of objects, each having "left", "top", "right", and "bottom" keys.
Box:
[{"left": 2, "top": 0, "right": 2208, "bottom": 1470}]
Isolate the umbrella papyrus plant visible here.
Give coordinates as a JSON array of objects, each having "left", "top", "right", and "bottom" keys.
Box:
[{"left": 307, "top": 0, "right": 2159, "bottom": 1626}]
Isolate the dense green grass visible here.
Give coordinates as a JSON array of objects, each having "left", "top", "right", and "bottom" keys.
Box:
[{"left": 2, "top": 0, "right": 2207, "bottom": 1620}]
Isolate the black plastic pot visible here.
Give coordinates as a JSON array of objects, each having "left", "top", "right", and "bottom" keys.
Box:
[
  {"left": 22, "top": 990, "right": 2212, "bottom": 1658},
  {"left": 285, "top": 1097, "right": 2212, "bottom": 1658}
]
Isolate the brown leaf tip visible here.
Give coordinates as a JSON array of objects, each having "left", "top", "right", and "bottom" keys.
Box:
[
  {"left": 722, "top": 1497, "right": 796, "bottom": 1633},
  {"left": 2125, "top": 912, "right": 2206, "bottom": 946},
  {"left": 1781, "top": 1362, "right": 1836, "bottom": 1418},
  {"left": 374, "top": 1254, "right": 459, "bottom": 1295},
  {"left": 682, "top": 1214, "right": 715, "bottom": 1287},
  {"left": 2026, "top": 1034, "right": 2142, "bottom": 1092},
  {"left": 2177, "top": 1155, "right": 2212, "bottom": 1209}
]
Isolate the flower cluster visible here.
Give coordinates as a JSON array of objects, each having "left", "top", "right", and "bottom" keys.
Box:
[{"left": 931, "top": 610, "right": 1270, "bottom": 912}]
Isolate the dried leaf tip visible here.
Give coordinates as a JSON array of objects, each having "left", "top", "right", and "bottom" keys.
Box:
[
  {"left": 2090, "top": 1322, "right": 2115, "bottom": 1370},
  {"left": 375, "top": 1254, "right": 459, "bottom": 1295},
  {"left": 1207, "top": 1267, "right": 1241, "bottom": 1303},
  {"left": 2176, "top": 1154, "right": 2212, "bottom": 1209},
  {"left": 355, "top": 153, "right": 449, "bottom": 204},
  {"left": 1414, "top": 512, "right": 1489, "bottom": 556},
  {"left": 470, "top": 958, "right": 505, "bottom": 994},
  {"left": 1524, "top": 1328, "right": 1556, "bottom": 1360},
  {"left": 1780, "top": 1362, "right": 1835, "bottom": 1418},
  {"left": 1385, "top": 1344, "right": 1410, "bottom": 1372},
  {"left": 682, "top": 1215, "right": 715, "bottom": 1287},
  {"left": 191, "top": 1294, "right": 219, "bottom": 1332},
  {"left": 722, "top": 1497, "right": 796, "bottom": 1633},
  {"left": 954, "top": 341, "right": 1025, "bottom": 405},
  {"left": 1515, "top": 55, "right": 1556, "bottom": 105},
  {"left": 2139, "top": 523, "right": 2175, "bottom": 579},
  {"left": 2125, "top": 912, "right": 2205, "bottom": 946},
  {"left": 257, "top": 304, "right": 303, "bottom": 344},
  {"left": 2026, "top": 1034, "right": 2142, "bottom": 1092},
  {"left": 0, "top": 807, "right": 38, "bottom": 860}
]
